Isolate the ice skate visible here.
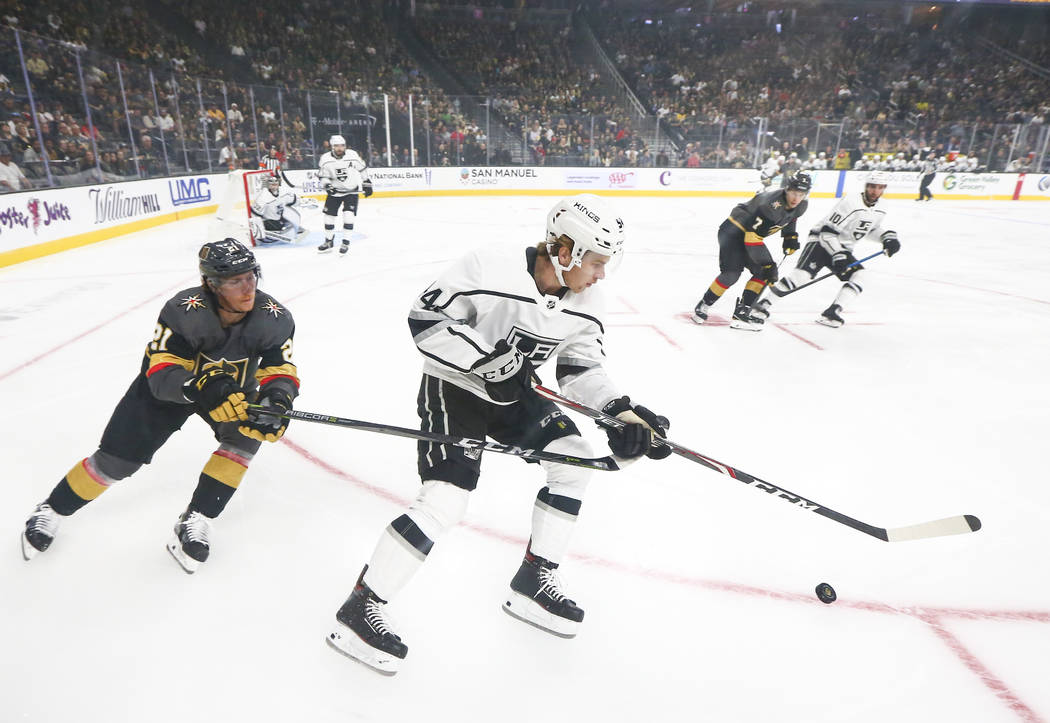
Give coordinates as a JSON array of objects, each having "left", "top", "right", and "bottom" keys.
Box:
[
  {"left": 327, "top": 569, "right": 408, "bottom": 675},
  {"left": 166, "top": 509, "right": 212, "bottom": 574},
  {"left": 502, "top": 552, "right": 584, "bottom": 638},
  {"left": 22, "top": 502, "right": 61, "bottom": 560},
  {"left": 691, "top": 301, "right": 710, "bottom": 325},
  {"left": 317, "top": 238, "right": 334, "bottom": 253},
  {"left": 751, "top": 297, "right": 772, "bottom": 321},
  {"left": 729, "top": 298, "right": 764, "bottom": 331},
  {"left": 816, "top": 304, "right": 845, "bottom": 328},
  {"left": 339, "top": 240, "right": 350, "bottom": 256}
]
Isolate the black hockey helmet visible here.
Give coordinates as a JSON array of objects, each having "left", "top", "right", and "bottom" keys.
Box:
[
  {"left": 786, "top": 171, "right": 812, "bottom": 193},
  {"left": 199, "top": 238, "right": 260, "bottom": 284}
]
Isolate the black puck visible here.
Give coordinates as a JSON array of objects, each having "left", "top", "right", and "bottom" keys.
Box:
[{"left": 815, "top": 582, "right": 837, "bottom": 604}]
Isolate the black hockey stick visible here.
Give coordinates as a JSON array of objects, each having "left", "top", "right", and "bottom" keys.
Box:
[
  {"left": 249, "top": 405, "right": 620, "bottom": 471},
  {"left": 533, "top": 386, "right": 981, "bottom": 542},
  {"left": 775, "top": 250, "right": 885, "bottom": 298}
]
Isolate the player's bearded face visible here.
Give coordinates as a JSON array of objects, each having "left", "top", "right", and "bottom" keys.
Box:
[
  {"left": 864, "top": 184, "right": 886, "bottom": 204},
  {"left": 213, "top": 271, "right": 257, "bottom": 313},
  {"left": 563, "top": 250, "right": 610, "bottom": 292},
  {"left": 333, "top": 144, "right": 346, "bottom": 158}
]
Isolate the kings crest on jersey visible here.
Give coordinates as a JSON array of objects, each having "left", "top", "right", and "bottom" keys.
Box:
[
  {"left": 141, "top": 285, "right": 298, "bottom": 402},
  {"left": 409, "top": 242, "right": 615, "bottom": 406}
]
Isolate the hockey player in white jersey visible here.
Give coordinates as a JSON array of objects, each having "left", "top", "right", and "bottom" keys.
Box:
[
  {"left": 758, "top": 154, "right": 781, "bottom": 191},
  {"left": 249, "top": 175, "right": 306, "bottom": 244},
  {"left": 325, "top": 194, "right": 672, "bottom": 674},
  {"left": 753, "top": 171, "right": 902, "bottom": 327},
  {"left": 316, "top": 134, "right": 373, "bottom": 255}
]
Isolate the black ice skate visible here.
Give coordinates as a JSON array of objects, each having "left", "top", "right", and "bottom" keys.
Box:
[
  {"left": 502, "top": 551, "right": 584, "bottom": 638},
  {"left": 751, "top": 297, "right": 772, "bottom": 321},
  {"left": 691, "top": 301, "right": 711, "bottom": 325},
  {"left": 729, "top": 297, "right": 765, "bottom": 331},
  {"left": 166, "top": 509, "right": 212, "bottom": 574},
  {"left": 327, "top": 568, "right": 408, "bottom": 675},
  {"left": 22, "top": 502, "right": 62, "bottom": 560},
  {"left": 317, "top": 238, "right": 334, "bottom": 253},
  {"left": 816, "top": 304, "right": 845, "bottom": 328},
  {"left": 339, "top": 240, "right": 350, "bottom": 256}
]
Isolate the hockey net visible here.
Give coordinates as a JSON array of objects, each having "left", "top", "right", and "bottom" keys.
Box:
[{"left": 208, "top": 169, "right": 275, "bottom": 247}]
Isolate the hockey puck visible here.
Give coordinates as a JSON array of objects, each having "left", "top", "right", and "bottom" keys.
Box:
[{"left": 815, "top": 582, "right": 837, "bottom": 604}]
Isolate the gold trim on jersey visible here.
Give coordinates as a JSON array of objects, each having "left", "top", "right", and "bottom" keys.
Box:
[
  {"left": 728, "top": 216, "right": 747, "bottom": 232},
  {"left": 202, "top": 452, "right": 249, "bottom": 489},
  {"left": 148, "top": 352, "right": 195, "bottom": 372},
  {"left": 256, "top": 363, "right": 299, "bottom": 385},
  {"left": 744, "top": 231, "right": 765, "bottom": 246}
]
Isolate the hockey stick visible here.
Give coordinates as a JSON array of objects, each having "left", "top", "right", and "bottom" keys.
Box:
[
  {"left": 249, "top": 405, "right": 620, "bottom": 471},
  {"left": 532, "top": 386, "right": 981, "bottom": 542},
  {"left": 775, "top": 250, "right": 885, "bottom": 298}
]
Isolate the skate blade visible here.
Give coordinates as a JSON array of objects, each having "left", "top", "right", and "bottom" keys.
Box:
[
  {"left": 317, "top": 247, "right": 334, "bottom": 254},
  {"left": 815, "top": 317, "right": 843, "bottom": 328},
  {"left": 728, "top": 320, "right": 763, "bottom": 331},
  {"left": 690, "top": 313, "right": 708, "bottom": 325},
  {"left": 502, "top": 593, "right": 579, "bottom": 639},
  {"left": 166, "top": 538, "right": 200, "bottom": 574},
  {"left": 21, "top": 532, "right": 41, "bottom": 561},
  {"left": 326, "top": 626, "right": 401, "bottom": 675}
]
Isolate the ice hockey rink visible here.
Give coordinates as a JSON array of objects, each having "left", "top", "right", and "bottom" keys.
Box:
[{"left": 2, "top": 192, "right": 1049, "bottom": 723}]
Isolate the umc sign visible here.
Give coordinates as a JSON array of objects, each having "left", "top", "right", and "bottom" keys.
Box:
[{"left": 168, "top": 177, "right": 212, "bottom": 207}]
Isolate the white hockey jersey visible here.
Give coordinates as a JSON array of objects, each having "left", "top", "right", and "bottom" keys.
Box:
[
  {"left": 408, "top": 243, "right": 621, "bottom": 408},
  {"left": 318, "top": 149, "right": 368, "bottom": 195},
  {"left": 251, "top": 188, "right": 298, "bottom": 222},
  {"left": 809, "top": 193, "right": 895, "bottom": 254}
]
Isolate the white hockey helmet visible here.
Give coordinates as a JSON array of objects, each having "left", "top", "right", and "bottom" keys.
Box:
[
  {"left": 546, "top": 194, "right": 625, "bottom": 285},
  {"left": 329, "top": 134, "right": 346, "bottom": 147},
  {"left": 866, "top": 170, "right": 892, "bottom": 186}
]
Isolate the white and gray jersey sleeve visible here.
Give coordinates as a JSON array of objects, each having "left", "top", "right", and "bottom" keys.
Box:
[
  {"left": 251, "top": 188, "right": 299, "bottom": 221},
  {"left": 408, "top": 243, "right": 620, "bottom": 407},
  {"left": 318, "top": 150, "right": 368, "bottom": 195},
  {"left": 810, "top": 193, "right": 888, "bottom": 254}
]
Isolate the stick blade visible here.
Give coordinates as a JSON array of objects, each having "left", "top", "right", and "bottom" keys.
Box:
[{"left": 886, "top": 514, "right": 982, "bottom": 542}]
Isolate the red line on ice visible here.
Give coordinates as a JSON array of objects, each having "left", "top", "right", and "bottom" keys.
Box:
[{"left": 282, "top": 438, "right": 1050, "bottom": 722}]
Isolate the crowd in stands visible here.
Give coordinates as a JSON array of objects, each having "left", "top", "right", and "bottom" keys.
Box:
[{"left": 0, "top": 0, "right": 1047, "bottom": 192}]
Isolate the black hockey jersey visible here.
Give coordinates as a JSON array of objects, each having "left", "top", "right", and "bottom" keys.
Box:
[{"left": 141, "top": 286, "right": 299, "bottom": 405}]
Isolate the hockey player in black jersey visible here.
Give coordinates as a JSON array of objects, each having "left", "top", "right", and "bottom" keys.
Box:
[
  {"left": 325, "top": 194, "right": 672, "bottom": 674},
  {"left": 693, "top": 171, "right": 811, "bottom": 330},
  {"left": 21, "top": 239, "right": 300, "bottom": 573}
]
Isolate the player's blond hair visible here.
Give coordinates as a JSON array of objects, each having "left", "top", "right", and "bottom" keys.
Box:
[{"left": 536, "top": 234, "right": 574, "bottom": 259}]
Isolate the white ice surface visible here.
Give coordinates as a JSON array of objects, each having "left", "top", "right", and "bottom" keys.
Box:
[{"left": 2, "top": 194, "right": 1049, "bottom": 723}]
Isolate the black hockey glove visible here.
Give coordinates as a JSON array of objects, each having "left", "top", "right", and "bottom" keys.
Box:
[
  {"left": 782, "top": 234, "right": 800, "bottom": 255},
  {"left": 758, "top": 263, "right": 779, "bottom": 284},
  {"left": 831, "top": 250, "right": 857, "bottom": 277},
  {"left": 881, "top": 231, "right": 901, "bottom": 257},
  {"left": 362, "top": 179, "right": 374, "bottom": 198},
  {"left": 239, "top": 386, "right": 293, "bottom": 443},
  {"left": 472, "top": 339, "right": 537, "bottom": 403},
  {"left": 602, "top": 396, "right": 672, "bottom": 460},
  {"left": 183, "top": 362, "right": 249, "bottom": 423},
  {"left": 324, "top": 182, "right": 335, "bottom": 194}
]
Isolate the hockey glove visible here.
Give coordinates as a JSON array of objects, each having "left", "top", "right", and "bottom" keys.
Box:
[
  {"left": 183, "top": 363, "right": 249, "bottom": 423},
  {"left": 758, "top": 263, "right": 779, "bottom": 284},
  {"left": 324, "top": 182, "right": 335, "bottom": 194},
  {"left": 239, "top": 386, "right": 293, "bottom": 442},
  {"left": 782, "top": 235, "right": 800, "bottom": 255},
  {"left": 362, "top": 179, "right": 374, "bottom": 198},
  {"left": 602, "top": 396, "right": 672, "bottom": 460},
  {"left": 472, "top": 339, "right": 537, "bottom": 403},
  {"left": 831, "top": 250, "right": 856, "bottom": 277},
  {"left": 881, "top": 231, "right": 901, "bottom": 257}
]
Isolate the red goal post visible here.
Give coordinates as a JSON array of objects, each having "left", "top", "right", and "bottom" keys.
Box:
[{"left": 208, "top": 169, "right": 275, "bottom": 247}]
